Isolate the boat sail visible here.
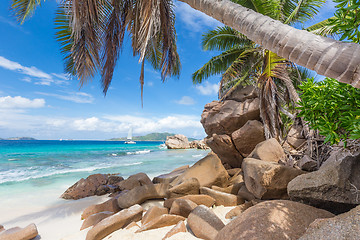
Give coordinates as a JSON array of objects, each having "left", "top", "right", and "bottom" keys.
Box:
[{"left": 125, "top": 128, "right": 136, "bottom": 144}]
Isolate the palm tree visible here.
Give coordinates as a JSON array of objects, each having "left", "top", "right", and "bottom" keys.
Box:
[
  {"left": 11, "top": 0, "right": 360, "bottom": 90},
  {"left": 192, "top": 0, "right": 321, "bottom": 139}
]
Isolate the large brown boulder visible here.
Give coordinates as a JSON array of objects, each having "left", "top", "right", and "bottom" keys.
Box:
[
  {"left": 136, "top": 214, "right": 185, "bottom": 232},
  {"left": 116, "top": 172, "right": 152, "bottom": 191},
  {"left": 81, "top": 198, "right": 121, "bottom": 220},
  {"left": 164, "top": 194, "right": 216, "bottom": 209},
  {"left": 232, "top": 120, "right": 265, "bottom": 156},
  {"left": 225, "top": 201, "right": 253, "bottom": 219},
  {"left": 211, "top": 183, "right": 243, "bottom": 195},
  {"left": 153, "top": 165, "right": 189, "bottom": 184},
  {"left": 299, "top": 205, "right": 360, "bottom": 240},
  {"left": 117, "top": 183, "right": 169, "bottom": 209},
  {"left": 61, "top": 174, "right": 108, "bottom": 200},
  {"left": 200, "top": 187, "right": 244, "bottom": 206},
  {"left": 206, "top": 134, "right": 244, "bottom": 168},
  {"left": 286, "top": 124, "right": 306, "bottom": 149},
  {"left": 171, "top": 152, "right": 229, "bottom": 188},
  {"left": 247, "top": 138, "right": 285, "bottom": 163},
  {"left": 242, "top": 158, "right": 305, "bottom": 199},
  {"left": 0, "top": 224, "right": 38, "bottom": 240},
  {"left": 81, "top": 211, "right": 113, "bottom": 230},
  {"left": 86, "top": 204, "right": 143, "bottom": 240},
  {"left": 215, "top": 200, "right": 335, "bottom": 240},
  {"left": 165, "top": 134, "right": 190, "bottom": 149},
  {"left": 169, "top": 199, "right": 198, "bottom": 217},
  {"left": 188, "top": 205, "right": 225, "bottom": 240},
  {"left": 141, "top": 206, "right": 168, "bottom": 225},
  {"left": 288, "top": 150, "right": 360, "bottom": 214},
  {"left": 167, "top": 178, "right": 200, "bottom": 198},
  {"left": 201, "top": 98, "right": 260, "bottom": 136}
]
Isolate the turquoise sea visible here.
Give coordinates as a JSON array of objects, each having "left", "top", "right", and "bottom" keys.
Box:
[{"left": 0, "top": 140, "right": 209, "bottom": 226}]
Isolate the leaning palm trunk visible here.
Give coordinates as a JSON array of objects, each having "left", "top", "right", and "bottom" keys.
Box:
[{"left": 178, "top": 0, "right": 360, "bottom": 88}]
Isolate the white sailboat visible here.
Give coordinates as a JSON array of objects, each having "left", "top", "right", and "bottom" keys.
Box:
[{"left": 124, "top": 128, "right": 136, "bottom": 144}]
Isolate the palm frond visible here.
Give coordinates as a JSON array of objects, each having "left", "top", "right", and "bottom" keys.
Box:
[
  {"left": 101, "top": 0, "right": 129, "bottom": 94},
  {"left": 305, "top": 17, "right": 338, "bottom": 37},
  {"left": 192, "top": 47, "right": 248, "bottom": 84},
  {"left": 231, "top": 0, "right": 281, "bottom": 20},
  {"left": 11, "top": 0, "right": 43, "bottom": 23},
  {"left": 282, "top": 0, "right": 325, "bottom": 25},
  {"left": 202, "top": 26, "right": 251, "bottom": 51}
]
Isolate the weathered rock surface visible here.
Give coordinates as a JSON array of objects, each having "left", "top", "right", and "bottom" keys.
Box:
[
  {"left": 188, "top": 205, "right": 225, "bottom": 240},
  {"left": 225, "top": 202, "right": 253, "bottom": 219},
  {"left": 81, "top": 211, "right": 113, "bottom": 230},
  {"left": 297, "top": 155, "right": 318, "bottom": 171},
  {"left": 232, "top": 120, "right": 265, "bottom": 157},
  {"left": 153, "top": 165, "right": 189, "bottom": 184},
  {"left": 288, "top": 150, "right": 360, "bottom": 214},
  {"left": 61, "top": 174, "right": 123, "bottom": 200},
  {"left": 215, "top": 200, "right": 334, "bottom": 240},
  {"left": 201, "top": 98, "right": 260, "bottom": 136},
  {"left": 136, "top": 214, "right": 185, "bottom": 233},
  {"left": 206, "top": 134, "right": 243, "bottom": 168},
  {"left": 0, "top": 224, "right": 38, "bottom": 240},
  {"left": 86, "top": 204, "right": 143, "bottom": 240},
  {"left": 167, "top": 178, "right": 200, "bottom": 198},
  {"left": 165, "top": 135, "right": 190, "bottom": 149},
  {"left": 201, "top": 187, "right": 244, "bottom": 206},
  {"left": 162, "top": 220, "right": 186, "bottom": 240},
  {"left": 82, "top": 198, "right": 121, "bottom": 220},
  {"left": 169, "top": 199, "right": 198, "bottom": 217},
  {"left": 189, "top": 140, "right": 209, "bottom": 149},
  {"left": 299, "top": 205, "right": 360, "bottom": 240},
  {"left": 222, "top": 85, "right": 258, "bottom": 102},
  {"left": 242, "top": 158, "right": 305, "bottom": 199},
  {"left": 141, "top": 206, "right": 168, "bottom": 225},
  {"left": 164, "top": 195, "right": 216, "bottom": 209},
  {"left": 247, "top": 138, "right": 285, "bottom": 163},
  {"left": 117, "top": 183, "right": 169, "bottom": 209},
  {"left": 171, "top": 152, "right": 229, "bottom": 188},
  {"left": 116, "top": 172, "right": 152, "bottom": 191}
]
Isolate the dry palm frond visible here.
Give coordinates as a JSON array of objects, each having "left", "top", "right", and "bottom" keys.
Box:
[{"left": 101, "top": 0, "right": 130, "bottom": 94}]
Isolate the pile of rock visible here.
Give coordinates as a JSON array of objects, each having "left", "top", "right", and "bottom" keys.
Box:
[
  {"left": 165, "top": 134, "right": 209, "bottom": 150},
  {"left": 57, "top": 141, "right": 360, "bottom": 240},
  {"left": 201, "top": 85, "right": 265, "bottom": 168}
]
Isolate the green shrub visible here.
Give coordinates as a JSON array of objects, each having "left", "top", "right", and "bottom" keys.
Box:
[{"left": 297, "top": 78, "right": 360, "bottom": 146}]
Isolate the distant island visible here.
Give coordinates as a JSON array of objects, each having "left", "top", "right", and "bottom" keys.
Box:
[
  {"left": 0, "top": 137, "right": 37, "bottom": 140},
  {"left": 107, "top": 132, "right": 196, "bottom": 141}
]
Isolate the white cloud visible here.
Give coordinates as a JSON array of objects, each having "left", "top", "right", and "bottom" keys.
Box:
[
  {"left": 36, "top": 92, "right": 94, "bottom": 104},
  {"left": 195, "top": 81, "right": 219, "bottom": 96},
  {"left": 175, "top": 1, "right": 222, "bottom": 31},
  {"left": 21, "top": 77, "right": 32, "bottom": 83},
  {"left": 0, "top": 96, "right": 45, "bottom": 109},
  {"left": 0, "top": 56, "right": 69, "bottom": 86},
  {"left": 176, "top": 96, "right": 195, "bottom": 105}
]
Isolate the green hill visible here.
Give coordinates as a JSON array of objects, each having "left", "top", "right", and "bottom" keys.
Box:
[{"left": 107, "top": 132, "right": 197, "bottom": 141}]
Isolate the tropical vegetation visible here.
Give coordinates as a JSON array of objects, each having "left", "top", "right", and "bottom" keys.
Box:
[{"left": 297, "top": 78, "right": 360, "bottom": 146}]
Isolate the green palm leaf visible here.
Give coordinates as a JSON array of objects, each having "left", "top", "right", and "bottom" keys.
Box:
[{"left": 11, "top": 0, "right": 43, "bottom": 23}]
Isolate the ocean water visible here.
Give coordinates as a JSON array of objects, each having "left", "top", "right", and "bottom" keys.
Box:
[{"left": 0, "top": 140, "right": 209, "bottom": 219}]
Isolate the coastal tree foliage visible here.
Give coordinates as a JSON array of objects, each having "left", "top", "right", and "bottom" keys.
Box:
[
  {"left": 10, "top": 0, "right": 360, "bottom": 101},
  {"left": 191, "top": 0, "right": 322, "bottom": 139},
  {"left": 307, "top": 0, "right": 360, "bottom": 43},
  {"left": 297, "top": 78, "right": 360, "bottom": 146}
]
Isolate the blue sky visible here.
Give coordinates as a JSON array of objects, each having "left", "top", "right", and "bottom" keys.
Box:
[{"left": 0, "top": 0, "right": 335, "bottom": 140}]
